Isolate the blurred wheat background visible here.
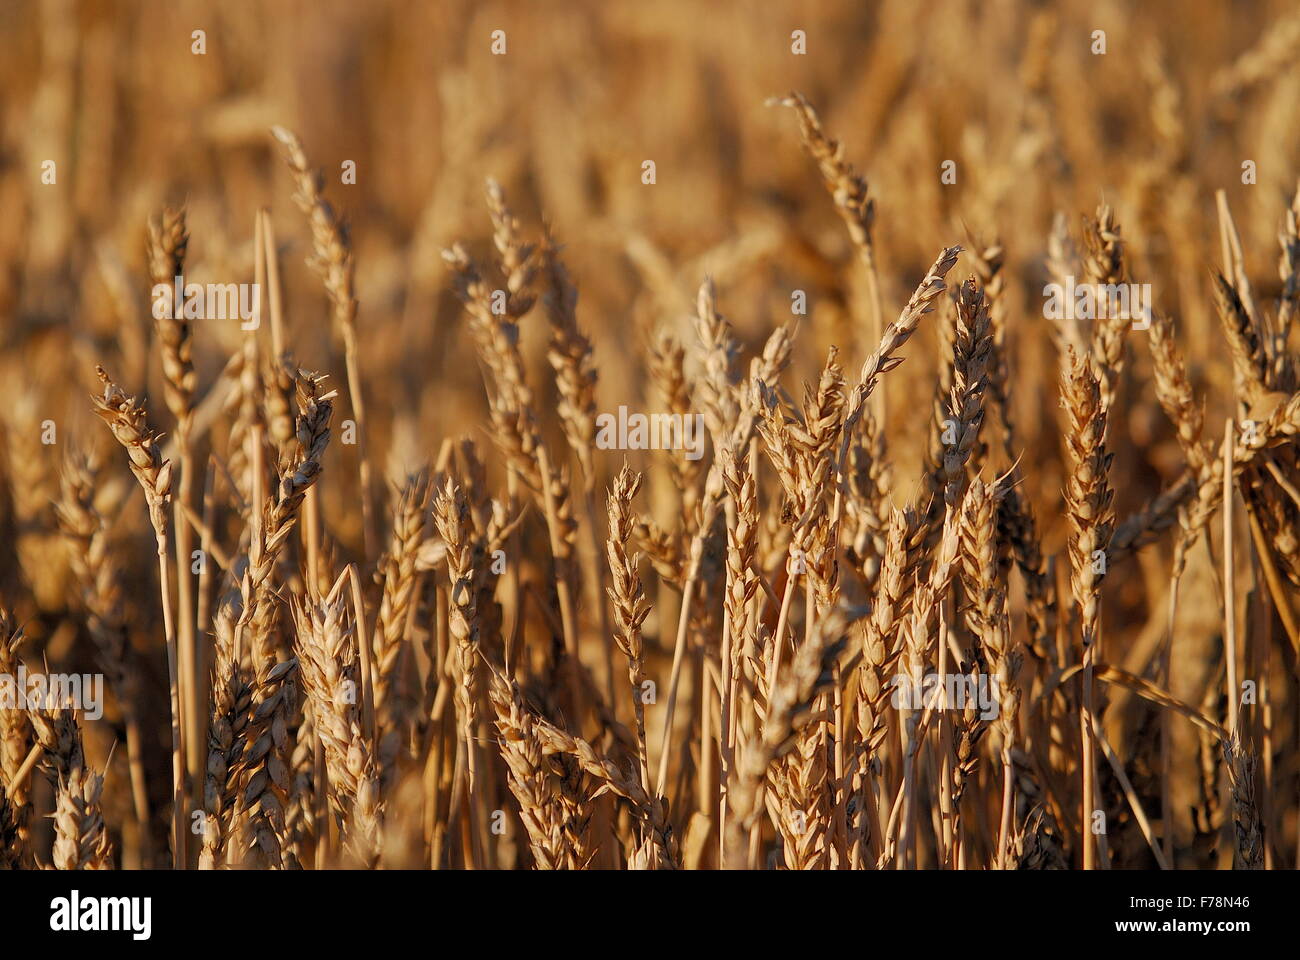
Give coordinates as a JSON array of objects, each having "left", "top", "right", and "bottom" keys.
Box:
[{"left": 1, "top": 0, "right": 1299, "bottom": 870}]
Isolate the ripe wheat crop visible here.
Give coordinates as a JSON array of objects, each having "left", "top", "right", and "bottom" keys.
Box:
[{"left": 1, "top": 0, "right": 1298, "bottom": 871}]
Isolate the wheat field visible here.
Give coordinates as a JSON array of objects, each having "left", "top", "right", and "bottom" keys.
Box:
[{"left": 1, "top": 0, "right": 1299, "bottom": 871}]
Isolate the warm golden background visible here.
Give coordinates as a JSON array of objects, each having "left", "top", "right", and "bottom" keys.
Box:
[{"left": 1, "top": 0, "right": 1298, "bottom": 870}]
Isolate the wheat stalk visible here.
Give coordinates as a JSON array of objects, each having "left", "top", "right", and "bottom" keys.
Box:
[
  {"left": 291, "top": 596, "right": 383, "bottom": 867},
  {"left": 272, "top": 125, "right": 376, "bottom": 558},
  {"left": 90, "top": 365, "right": 186, "bottom": 867},
  {"left": 1060, "top": 348, "right": 1114, "bottom": 869}
]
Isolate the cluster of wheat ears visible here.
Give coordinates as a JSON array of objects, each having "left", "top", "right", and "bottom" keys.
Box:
[{"left": 1, "top": 68, "right": 1299, "bottom": 871}]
